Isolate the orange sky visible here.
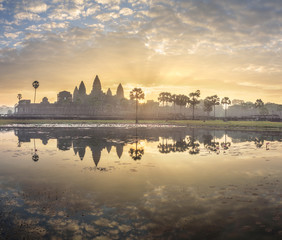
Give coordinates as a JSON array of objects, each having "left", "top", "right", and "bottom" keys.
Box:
[{"left": 0, "top": 0, "right": 281, "bottom": 105}]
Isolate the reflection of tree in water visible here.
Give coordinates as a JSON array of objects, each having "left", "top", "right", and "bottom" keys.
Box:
[
  {"left": 204, "top": 134, "right": 219, "bottom": 154},
  {"left": 254, "top": 137, "right": 264, "bottom": 148},
  {"left": 158, "top": 134, "right": 199, "bottom": 154},
  {"left": 221, "top": 131, "right": 231, "bottom": 152},
  {"left": 32, "top": 139, "right": 39, "bottom": 162},
  {"left": 129, "top": 128, "right": 144, "bottom": 161},
  {"left": 173, "top": 139, "right": 189, "bottom": 152},
  {"left": 158, "top": 138, "right": 172, "bottom": 154},
  {"left": 187, "top": 136, "right": 200, "bottom": 155}
]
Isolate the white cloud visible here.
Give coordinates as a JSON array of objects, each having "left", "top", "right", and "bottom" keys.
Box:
[
  {"left": 4, "top": 32, "right": 20, "bottom": 39},
  {"left": 95, "top": 12, "right": 119, "bottom": 21},
  {"left": 25, "top": 3, "right": 48, "bottom": 13},
  {"left": 96, "top": 0, "right": 120, "bottom": 5},
  {"left": 48, "top": 6, "right": 82, "bottom": 21},
  {"left": 85, "top": 5, "right": 100, "bottom": 16},
  {"left": 26, "top": 22, "right": 69, "bottom": 32},
  {"left": 25, "top": 33, "right": 44, "bottom": 40},
  {"left": 119, "top": 8, "right": 134, "bottom": 16},
  {"left": 0, "top": 3, "right": 4, "bottom": 11},
  {"left": 14, "top": 12, "right": 41, "bottom": 21}
]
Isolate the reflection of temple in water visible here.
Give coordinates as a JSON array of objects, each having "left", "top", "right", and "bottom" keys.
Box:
[{"left": 14, "top": 127, "right": 282, "bottom": 165}]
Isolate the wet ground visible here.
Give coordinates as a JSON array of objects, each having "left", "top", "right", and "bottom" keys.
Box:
[{"left": 0, "top": 125, "right": 282, "bottom": 239}]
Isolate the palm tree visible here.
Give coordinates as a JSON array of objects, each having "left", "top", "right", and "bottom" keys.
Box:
[
  {"left": 175, "top": 94, "right": 189, "bottom": 118},
  {"left": 205, "top": 95, "right": 220, "bottom": 118},
  {"left": 158, "top": 92, "right": 166, "bottom": 107},
  {"left": 164, "top": 92, "right": 171, "bottom": 106},
  {"left": 17, "top": 93, "right": 22, "bottom": 103},
  {"left": 204, "top": 97, "right": 213, "bottom": 117},
  {"left": 32, "top": 81, "right": 39, "bottom": 103},
  {"left": 189, "top": 90, "right": 200, "bottom": 120},
  {"left": 255, "top": 99, "right": 264, "bottom": 108},
  {"left": 171, "top": 94, "right": 177, "bottom": 119},
  {"left": 255, "top": 99, "right": 266, "bottom": 115},
  {"left": 130, "top": 88, "right": 145, "bottom": 123},
  {"left": 221, "top": 97, "right": 231, "bottom": 118}
]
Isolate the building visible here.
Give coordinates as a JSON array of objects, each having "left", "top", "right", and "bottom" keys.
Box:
[{"left": 14, "top": 75, "right": 133, "bottom": 118}]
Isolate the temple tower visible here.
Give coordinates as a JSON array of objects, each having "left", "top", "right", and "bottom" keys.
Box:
[
  {"left": 91, "top": 75, "right": 102, "bottom": 95},
  {"left": 107, "top": 88, "right": 112, "bottom": 96},
  {"left": 116, "top": 83, "right": 124, "bottom": 99},
  {"left": 73, "top": 86, "right": 78, "bottom": 102},
  {"left": 78, "top": 81, "right": 86, "bottom": 95}
]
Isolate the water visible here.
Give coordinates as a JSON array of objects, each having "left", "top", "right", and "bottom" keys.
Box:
[{"left": 0, "top": 126, "right": 282, "bottom": 239}]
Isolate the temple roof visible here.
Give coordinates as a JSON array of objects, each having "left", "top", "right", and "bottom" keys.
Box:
[
  {"left": 107, "top": 88, "right": 112, "bottom": 96},
  {"left": 92, "top": 75, "right": 102, "bottom": 92},
  {"left": 116, "top": 83, "right": 124, "bottom": 99},
  {"left": 78, "top": 81, "right": 86, "bottom": 95}
]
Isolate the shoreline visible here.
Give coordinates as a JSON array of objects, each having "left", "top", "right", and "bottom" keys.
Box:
[{"left": 0, "top": 119, "right": 281, "bottom": 131}]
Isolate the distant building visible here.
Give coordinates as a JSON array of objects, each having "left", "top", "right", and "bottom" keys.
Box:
[
  {"left": 14, "top": 75, "right": 132, "bottom": 118},
  {"left": 232, "top": 99, "right": 244, "bottom": 105},
  {"left": 116, "top": 83, "right": 124, "bottom": 99},
  {"left": 57, "top": 91, "right": 72, "bottom": 103}
]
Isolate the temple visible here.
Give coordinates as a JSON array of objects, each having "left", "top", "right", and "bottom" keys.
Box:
[{"left": 14, "top": 75, "right": 158, "bottom": 118}]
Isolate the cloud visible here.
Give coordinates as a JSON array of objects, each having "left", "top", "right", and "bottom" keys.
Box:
[
  {"left": 96, "top": 0, "right": 120, "bottom": 5},
  {"left": 14, "top": 12, "right": 41, "bottom": 21},
  {"left": 25, "top": 2, "right": 48, "bottom": 13},
  {"left": 0, "top": 0, "right": 282, "bottom": 104},
  {"left": 95, "top": 12, "right": 119, "bottom": 21},
  {"left": 119, "top": 8, "right": 134, "bottom": 16},
  {"left": 85, "top": 5, "right": 100, "bottom": 16},
  {"left": 4, "top": 32, "right": 21, "bottom": 39}
]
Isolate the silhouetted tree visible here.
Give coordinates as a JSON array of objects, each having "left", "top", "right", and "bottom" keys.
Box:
[
  {"left": 165, "top": 92, "right": 171, "bottom": 106},
  {"left": 130, "top": 88, "right": 145, "bottom": 123},
  {"left": 255, "top": 99, "right": 264, "bottom": 108},
  {"left": 189, "top": 90, "right": 200, "bottom": 120},
  {"left": 158, "top": 92, "right": 166, "bottom": 107},
  {"left": 204, "top": 97, "right": 213, "bottom": 117},
  {"left": 205, "top": 95, "right": 220, "bottom": 118},
  {"left": 158, "top": 92, "right": 171, "bottom": 107},
  {"left": 32, "top": 81, "right": 39, "bottom": 103},
  {"left": 221, "top": 97, "right": 231, "bottom": 118},
  {"left": 175, "top": 94, "right": 189, "bottom": 118},
  {"left": 171, "top": 94, "right": 177, "bottom": 118},
  {"left": 255, "top": 99, "right": 267, "bottom": 115}
]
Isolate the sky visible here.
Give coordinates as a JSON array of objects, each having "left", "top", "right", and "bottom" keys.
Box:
[{"left": 0, "top": 0, "right": 281, "bottom": 106}]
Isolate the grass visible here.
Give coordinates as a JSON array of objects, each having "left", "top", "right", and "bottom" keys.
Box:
[{"left": 0, "top": 118, "right": 281, "bottom": 131}]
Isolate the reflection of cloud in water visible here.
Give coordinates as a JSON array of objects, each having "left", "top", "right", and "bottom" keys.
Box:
[
  {"left": 1, "top": 174, "right": 282, "bottom": 239},
  {"left": 1, "top": 128, "right": 282, "bottom": 238}
]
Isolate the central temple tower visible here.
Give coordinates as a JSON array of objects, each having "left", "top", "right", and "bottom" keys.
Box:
[{"left": 91, "top": 75, "right": 102, "bottom": 95}]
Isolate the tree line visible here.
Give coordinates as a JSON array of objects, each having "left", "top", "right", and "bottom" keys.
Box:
[{"left": 129, "top": 87, "right": 269, "bottom": 123}]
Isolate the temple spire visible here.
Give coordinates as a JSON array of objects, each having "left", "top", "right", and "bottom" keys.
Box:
[
  {"left": 92, "top": 75, "right": 102, "bottom": 93},
  {"left": 78, "top": 81, "right": 86, "bottom": 95},
  {"left": 116, "top": 83, "right": 124, "bottom": 99}
]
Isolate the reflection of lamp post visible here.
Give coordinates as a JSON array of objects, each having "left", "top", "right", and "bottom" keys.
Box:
[{"left": 32, "top": 81, "right": 39, "bottom": 103}]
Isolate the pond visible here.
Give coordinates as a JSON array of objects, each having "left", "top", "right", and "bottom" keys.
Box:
[{"left": 0, "top": 125, "right": 282, "bottom": 239}]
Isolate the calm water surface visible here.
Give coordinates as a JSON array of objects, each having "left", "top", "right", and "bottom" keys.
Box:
[{"left": 0, "top": 126, "right": 282, "bottom": 240}]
